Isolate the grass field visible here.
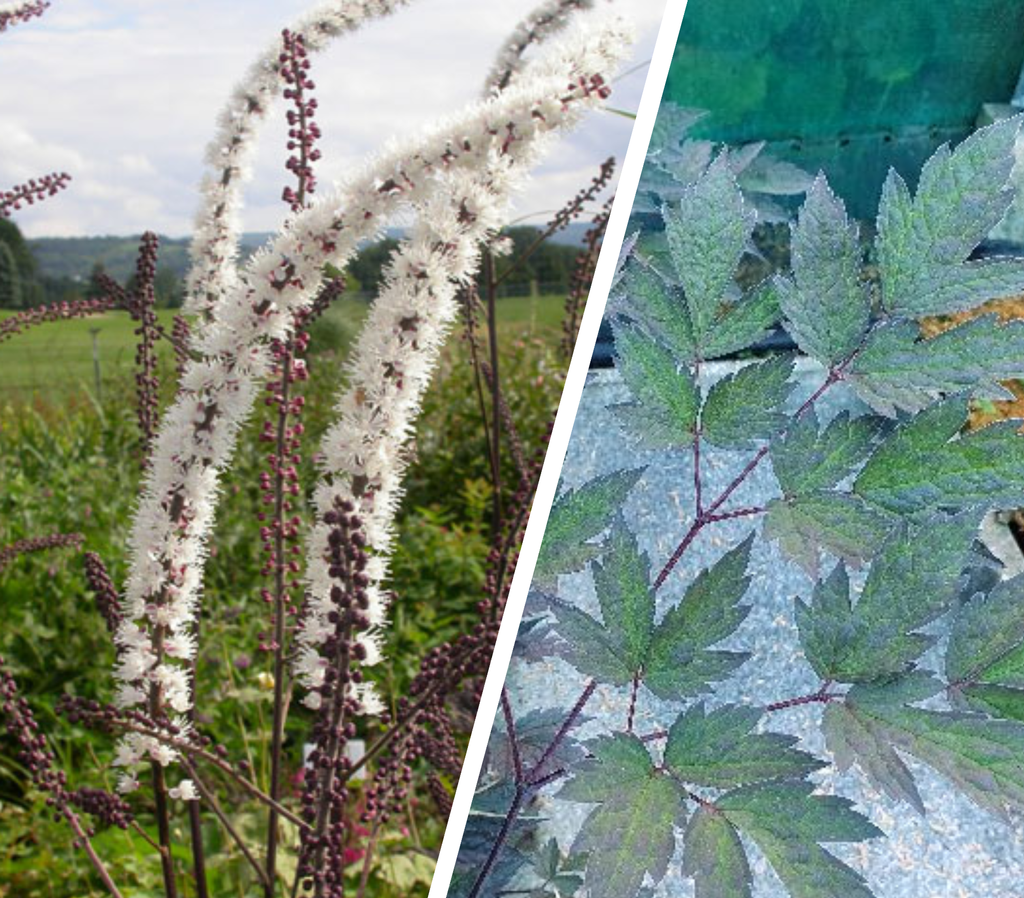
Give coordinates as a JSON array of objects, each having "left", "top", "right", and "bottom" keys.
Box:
[{"left": 0, "top": 294, "right": 567, "bottom": 403}]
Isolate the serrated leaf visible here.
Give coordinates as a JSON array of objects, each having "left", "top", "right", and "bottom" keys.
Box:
[
  {"left": 795, "top": 513, "right": 979, "bottom": 682},
  {"left": 824, "top": 698, "right": 926, "bottom": 814},
  {"left": 701, "top": 278, "right": 783, "bottom": 360},
  {"left": 959, "top": 684, "right": 1024, "bottom": 722},
  {"left": 771, "top": 410, "right": 889, "bottom": 497},
  {"left": 718, "top": 781, "right": 880, "bottom": 898},
  {"left": 612, "top": 322, "right": 699, "bottom": 448},
  {"left": 664, "top": 703, "right": 824, "bottom": 789},
  {"left": 664, "top": 156, "right": 754, "bottom": 343},
  {"left": 701, "top": 356, "right": 796, "bottom": 449},
  {"left": 593, "top": 518, "right": 654, "bottom": 670},
  {"left": 558, "top": 733, "right": 654, "bottom": 803},
  {"left": 854, "top": 396, "right": 1024, "bottom": 515},
  {"left": 566, "top": 735, "right": 683, "bottom": 898},
  {"left": 876, "top": 117, "right": 1024, "bottom": 316},
  {"left": 645, "top": 536, "right": 753, "bottom": 699},
  {"left": 842, "top": 673, "right": 1024, "bottom": 820},
  {"left": 548, "top": 600, "right": 635, "bottom": 686},
  {"left": 535, "top": 467, "right": 645, "bottom": 585},
  {"left": 780, "top": 175, "right": 870, "bottom": 365},
  {"left": 850, "top": 317, "right": 1024, "bottom": 415},
  {"left": 764, "top": 493, "right": 896, "bottom": 576},
  {"left": 682, "top": 806, "right": 753, "bottom": 898},
  {"left": 615, "top": 264, "right": 696, "bottom": 361},
  {"left": 947, "top": 574, "right": 1024, "bottom": 686}
]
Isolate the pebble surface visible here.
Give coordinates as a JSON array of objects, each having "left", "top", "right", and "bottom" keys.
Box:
[{"left": 501, "top": 363, "right": 1024, "bottom": 898}]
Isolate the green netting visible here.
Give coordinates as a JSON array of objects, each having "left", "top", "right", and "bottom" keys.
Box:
[{"left": 663, "top": 0, "right": 1024, "bottom": 219}]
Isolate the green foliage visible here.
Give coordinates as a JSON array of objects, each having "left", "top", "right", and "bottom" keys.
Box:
[
  {"left": 533, "top": 467, "right": 646, "bottom": 588},
  {"left": 459, "top": 115, "right": 1024, "bottom": 898},
  {"left": 551, "top": 534, "right": 753, "bottom": 698}
]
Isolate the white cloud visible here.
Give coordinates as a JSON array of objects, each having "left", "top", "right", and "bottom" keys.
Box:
[{"left": 1, "top": 0, "right": 670, "bottom": 238}]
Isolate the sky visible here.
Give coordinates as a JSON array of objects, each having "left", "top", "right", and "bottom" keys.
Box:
[{"left": 0, "top": 0, "right": 669, "bottom": 238}]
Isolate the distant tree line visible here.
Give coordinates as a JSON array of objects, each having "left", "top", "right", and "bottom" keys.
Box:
[{"left": 0, "top": 221, "right": 586, "bottom": 309}]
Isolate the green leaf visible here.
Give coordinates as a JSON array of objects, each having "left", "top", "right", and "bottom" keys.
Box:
[
  {"left": 615, "top": 264, "right": 696, "bottom": 362},
  {"left": 876, "top": 117, "right": 1024, "bottom": 316},
  {"left": 558, "top": 733, "right": 656, "bottom": 803},
  {"left": 779, "top": 175, "right": 870, "bottom": 366},
  {"left": 855, "top": 396, "right": 1024, "bottom": 516},
  {"left": 795, "top": 513, "right": 979, "bottom": 682},
  {"left": 549, "top": 601, "right": 635, "bottom": 686},
  {"left": 718, "top": 781, "right": 880, "bottom": 898},
  {"left": 701, "top": 356, "right": 796, "bottom": 449},
  {"left": 770, "top": 410, "right": 889, "bottom": 497},
  {"left": 535, "top": 467, "right": 645, "bottom": 586},
  {"left": 839, "top": 673, "right": 1024, "bottom": 820},
  {"left": 664, "top": 703, "right": 824, "bottom": 789},
  {"left": 959, "top": 684, "right": 1024, "bottom": 722},
  {"left": 566, "top": 735, "right": 683, "bottom": 898},
  {"left": 645, "top": 536, "right": 753, "bottom": 699},
  {"left": 664, "top": 155, "right": 754, "bottom": 344},
  {"left": 947, "top": 574, "right": 1024, "bottom": 686},
  {"left": 824, "top": 696, "right": 926, "bottom": 814},
  {"left": 682, "top": 806, "right": 753, "bottom": 898},
  {"left": 612, "top": 321, "right": 699, "bottom": 449},
  {"left": 701, "top": 278, "right": 783, "bottom": 361},
  {"left": 764, "top": 492, "right": 896, "bottom": 576},
  {"left": 850, "top": 317, "right": 1024, "bottom": 416},
  {"left": 592, "top": 518, "right": 655, "bottom": 671}
]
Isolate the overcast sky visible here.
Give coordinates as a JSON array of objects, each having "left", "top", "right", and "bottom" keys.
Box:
[{"left": 0, "top": 0, "right": 668, "bottom": 238}]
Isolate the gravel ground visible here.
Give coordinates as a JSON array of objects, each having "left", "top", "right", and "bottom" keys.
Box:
[{"left": 503, "top": 362, "right": 1024, "bottom": 898}]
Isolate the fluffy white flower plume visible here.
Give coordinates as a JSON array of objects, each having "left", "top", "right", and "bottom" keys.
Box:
[
  {"left": 112, "top": 0, "right": 630, "bottom": 783},
  {"left": 485, "top": 0, "right": 596, "bottom": 94},
  {"left": 295, "top": 8, "right": 631, "bottom": 712},
  {"left": 185, "top": 0, "right": 415, "bottom": 320}
]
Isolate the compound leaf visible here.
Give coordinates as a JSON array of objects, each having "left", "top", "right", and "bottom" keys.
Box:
[
  {"left": 565, "top": 734, "right": 683, "bottom": 898},
  {"left": 770, "top": 410, "right": 889, "bottom": 497},
  {"left": 612, "top": 321, "right": 699, "bottom": 449},
  {"left": 839, "top": 673, "right": 1024, "bottom": 820},
  {"left": 682, "top": 806, "right": 753, "bottom": 898},
  {"left": 876, "top": 117, "right": 1024, "bottom": 316},
  {"left": 535, "top": 467, "right": 645, "bottom": 586},
  {"left": 664, "top": 155, "right": 754, "bottom": 344},
  {"left": 795, "top": 513, "right": 979, "bottom": 682},
  {"left": 780, "top": 175, "right": 870, "bottom": 366},
  {"left": 764, "top": 492, "right": 896, "bottom": 576},
  {"left": 645, "top": 535, "right": 754, "bottom": 699},
  {"left": 702, "top": 355, "right": 796, "bottom": 449},
  {"left": 718, "top": 781, "right": 881, "bottom": 898},
  {"left": 854, "top": 396, "right": 1024, "bottom": 516},
  {"left": 849, "top": 317, "right": 1024, "bottom": 416},
  {"left": 664, "top": 703, "right": 824, "bottom": 789}
]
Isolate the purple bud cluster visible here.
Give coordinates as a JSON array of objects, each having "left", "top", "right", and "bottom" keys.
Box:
[
  {"left": 170, "top": 314, "right": 192, "bottom": 381},
  {"left": 546, "top": 155, "right": 615, "bottom": 236},
  {"left": 563, "top": 191, "right": 612, "bottom": 358},
  {"left": 129, "top": 232, "right": 161, "bottom": 453},
  {"left": 0, "top": 1, "right": 49, "bottom": 33},
  {"left": 0, "top": 298, "right": 117, "bottom": 345},
  {"left": 280, "top": 29, "right": 322, "bottom": 212},
  {"left": 296, "top": 500, "right": 374, "bottom": 897},
  {"left": 0, "top": 532, "right": 83, "bottom": 575},
  {"left": 68, "top": 787, "right": 133, "bottom": 830},
  {"left": 257, "top": 329, "right": 311, "bottom": 652},
  {"left": 83, "top": 551, "right": 122, "bottom": 635},
  {"left": 0, "top": 170, "right": 70, "bottom": 217}
]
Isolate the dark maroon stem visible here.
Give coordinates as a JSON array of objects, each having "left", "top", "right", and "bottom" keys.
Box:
[
  {"left": 501, "top": 687, "right": 524, "bottom": 783},
  {"left": 766, "top": 681, "right": 837, "bottom": 713},
  {"left": 626, "top": 671, "right": 640, "bottom": 733},
  {"left": 469, "top": 681, "right": 596, "bottom": 898}
]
